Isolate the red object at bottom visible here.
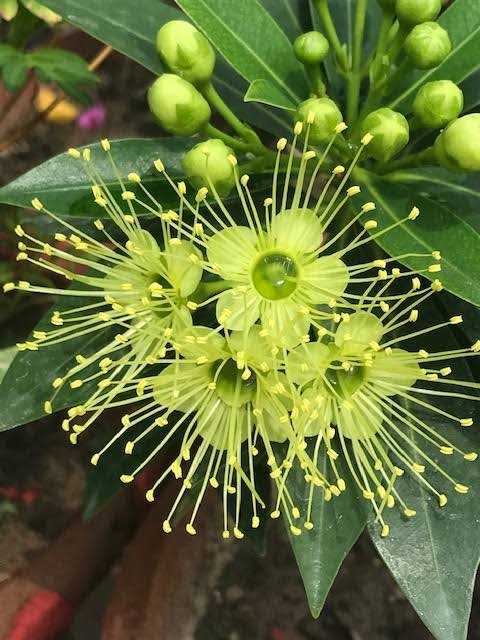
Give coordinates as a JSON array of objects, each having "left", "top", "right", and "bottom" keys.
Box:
[{"left": 5, "top": 590, "right": 74, "bottom": 640}]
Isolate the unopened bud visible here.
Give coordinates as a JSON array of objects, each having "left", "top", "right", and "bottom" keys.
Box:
[
  {"left": 413, "top": 81, "right": 463, "bottom": 129},
  {"left": 293, "top": 31, "right": 329, "bottom": 65},
  {"left": 405, "top": 22, "right": 452, "bottom": 70},
  {"left": 395, "top": 0, "right": 441, "bottom": 27},
  {"left": 182, "top": 138, "right": 235, "bottom": 196},
  {"left": 434, "top": 114, "right": 480, "bottom": 172},
  {"left": 360, "top": 108, "right": 409, "bottom": 162},
  {"left": 294, "top": 97, "right": 343, "bottom": 144}
]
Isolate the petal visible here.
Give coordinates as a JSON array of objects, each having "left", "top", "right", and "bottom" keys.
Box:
[
  {"left": 207, "top": 226, "right": 258, "bottom": 280},
  {"left": 198, "top": 398, "right": 248, "bottom": 450},
  {"left": 271, "top": 208, "right": 323, "bottom": 254},
  {"left": 176, "top": 325, "right": 225, "bottom": 361},
  {"left": 301, "top": 256, "right": 349, "bottom": 303},
  {"left": 294, "top": 388, "right": 330, "bottom": 438},
  {"left": 286, "top": 342, "right": 331, "bottom": 385},
  {"left": 227, "top": 325, "right": 275, "bottom": 372},
  {"left": 165, "top": 241, "right": 203, "bottom": 297},
  {"left": 258, "top": 375, "right": 293, "bottom": 443},
  {"left": 261, "top": 299, "right": 310, "bottom": 348},
  {"left": 336, "top": 395, "right": 383, "bottom": 440},
  {"left": 153, "top": 363, "right": 209, "bottom": 412},
  {"left": 216, "top": 288, "right": 260, "bottom": 331},
  {"left": 335, "top": 311, "right": 384, "bottom": 355},
  {"left": 369, "top": 348, "right": 420, "bottom": 396}
]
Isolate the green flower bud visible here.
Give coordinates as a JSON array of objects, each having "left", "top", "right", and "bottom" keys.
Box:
[
  {"left": 404, "top": 22, "right": 451, "bottom": 70},
  {"left": 147, "top": 74, "right": 211, "bottom": 136},
  {"left": 435, "top": 114, "right": 480, "bottom": 172},
  {"left": 182, "top": 139, "right": 235, "bottom": 196},
  {"left": 293, "top": 31, "right": 330, "bottom": 65},
  {"left": 295, "top": 97, "right": 343, "bottom": 144},
  {"left": 360, "top": 108, "right": 410, "bottom": 162},
  {"left": 413, "top": 81, "right": 463, "bottom": 129},
  {"left": 395, "top": 0, "right": 441, "bottom": 26},
  {"left": 156, "top": 20, "right": 215, "bottom": 85}
]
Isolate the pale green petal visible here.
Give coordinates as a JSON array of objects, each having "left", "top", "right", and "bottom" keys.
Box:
[
  {"left": 369, "top": 348, "right": 420, "bottom": 396},
  {"left": 165, "top": 240, "right": 203, "bottom": 297},
  {"left": 153, "top": 363, "right": 210, "bottom": 412},
  {"left": 216, "top": 288, "right": 260, "bottom": 331},
  {"left": 127, "top": 229, "right": 164, "bottom": 271},
  {"left": 261, "top": 299, "right": 310, "bottom": 348},
  {"left": 271, "top": 208, "right": 323, "bottom": 254},
  {"left": 335, "top": 311, "right": 384, "bottom": 355},
  {"left": 198, "top": 398, "right": 248, "bottom": 450},
  {"left": 258, "top": 374, "right": 293, "bottom": 443},
  {"left": 227, "top": 325, "right": 276, "bottom": 372},
  {"left": 207, "top": 226, "right": 257, "bottom": 279},
  {"left": 176, "top": 325, "right": 226, "bottom": 361},
  {"left": 286, "top": 341, "right": 330, "bottom": 385},
  {"left": 301, "top": 256, "right": 349, "bottom": 303},
  {"left": 337, "top": 395, "right": 383, "bottom": 440},
  {"left": 294, "top": 387, "right": 329, "bottom": 437}
]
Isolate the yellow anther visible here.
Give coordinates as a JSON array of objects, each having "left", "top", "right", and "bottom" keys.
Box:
[
  {"left": 460, "top": 418, "right": 473, "bottom": 426},
  {"left": 335, "top": 122, "right": 348, "bottom": 133},
  {"left": 263, "top": 197, "right": 273, "bottom": 207},
  {"left": 333, "top": 165, "right": 345, "bottom": 175},
  {"left": 294, "top": 121, "right": 303, "bottom": 135},
  {"left": 146, "top": 489, "right": 155, "bottom": 502},
  {"left": 68, "top": 147, "right": 81, "bottom": 158},
  {"left": 464, "top": 452, "right": 478, "bottom": 461},
  {"left": 347, "top": 185, "right": 361, "bottom": 197},
  {"left": 31, "top": 198, "right": 43, "bottom": 211},
  {"left": 324, "top": 489, "right": 332, "bottom": 502},
  {"left": 408, "top": 207, "right": 420, "bottom": 220},
  {"left": 125, "top": 441, "right": 135, "bottom": 455},
  {"left": 233, "top": 527, "right": 244, "bottom": 539},
  {"left": 82, "top": 148, "right": 91, "bottom": 162},
  {"left": 70, "top": 379, "right": 83, "bottom": 389},
  {"left": 450, "top": 315, "right": 463, "bottom": 324},
  {"left": 90, "top": 453, "right": 100, "bottom": 466},
  {"left": 394, "top": 467, "right": 404, "bottom": 477},
  {"left": 380, "top": 301, "right": 390, "bottom": 313},
  {"left": 52, "top": 377, "right": 63, "bottom": 389},
  {"left": 121, "top": 415, "right": 131, "bottom": 428},
  {"left": 209, "top": 477, "right": 219, "bottom": 488},
  {"left": 55, "top": 233, "right": 67, "bottom": 241},
  {"left": 122, "top": 191, "right": 135, "bottom": 201},
  {"left": 428, "top": 263, "right": 442, "bottom": 273},
  {"left": 195, "top": 187, "right": 208, "bottom": 202},
  {"left": 438, "top": 494, "right": 448, "bottom": 507},
  {"left": 128, "top": 172, "right": 141, "bottom": 183},
  {"left": 387, "top": 495, "right": 395, "bottom": 508},
  {"left": 330, "top": 485, "right": 340, "bottom": 497},
  {"left": 186, "top": 523, "right": 197, "bottom": 535},
  {"left": 120, "top": 475, "right": 134, "bottom": 484},
  {"left": 412, "top": 277, "right": 421, "bottom": 290},
  {"left": 276, "top": 137, "right": 287, "bottom": 151},
  {"left": 163, "top": 520, "right": 172, "bottom": 533},
  {"left": 290, "top": 526, "right": 302, "bottom": 537},
  {"left": 252, "top": 516, "right": 260, "bottom": 529},
  {"left": 472, "top": 340, "right": 480, "bottom": 352},
  {"left": 455, "top": 484, "right": 469, "bottom": 494},
  {"left": 187, "top": 301, "right": 198, "bottom": 310},
  {"left": 431, "top": 279, "right": 443, "bottom": 291},
  {"left": 222, "top": 530, "right": 230, "bottom": 539},
  {"left": 304, "top": 150, "right": 316, "bottom": 161},
  {"left": 432, "top": 250, "right": 442, "bottom": 260},
  {"left": 93, "top": 219, "right": 104, "bottom": 231},
  {"left": 240, "top": 174, "right": 250, "bottom": 186},
  {"left": 44, "top": 400, "right": 53, "bottom": 414},
  {"left": 381, "top": 524, "right": 390, "bottom": 538},
  {"left": 361, "top": 132, "right": 373, "bottom": 145},
  {"left": 418, "top": 349, "right": 429, "bottom": 358},
  {"left": 364, "top": 219, "right": 378, "bottom": 230},
  {"left": 270, "top": 510, "right": 281, "bottom": 519},
  {"left": 14, "top": 225, "right": 25, "bottom": 237},
  {"left": 154, "top": 158, "right": 165, "bottom": 172},
  {"left": 440, "top": 446, "right": 453, "bottom": 455},
  {"left": 412, "top": 463, "right": 425, "bottom": 473},
  {"left": 100, "top": 138, "right": 110, "bottom": 151},
  {"left": 3, "top": 282, "right": 15, "bottom": 293},
  {"left": 306, "top": 110, "right": 315, "bottom": 124},
  {"left": 95, "top": 197, "right": 107, "bottom": 207},
  {"left": 304, "top": 521, "right": 314, "bottom": 530},
  {"left": 404, "top": 508, "right": 416, "bottom": 518},
  {"left": 440, "top": 367, "right": 451, "bottom": 376},
  {"left": 362, "top": 202, "right": 376, "bottom": 213}
]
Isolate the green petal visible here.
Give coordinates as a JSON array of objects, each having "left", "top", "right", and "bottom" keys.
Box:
[
  {"left": 294, "top": 387, "right": 329, "bottom": 438},
  {"left": 165, "top": 240, "right": 203, "bottom": 297},
  {"left": 216, "top": 288, "right": 260, "bottom": 331},
  {"left": 271, "top": 208, "right": 323, "bottom": 254},
  {"left": 335, "top": 311, "right": 384, "bottom": 355},
  {"left": 199, "top": 398, "right": 248, "bottom": 450},
  {"left": 301, "top": 256, "right": 349, "bottom": 304},
  {"left": 127, "top": 229, "right": 164, "bottom": 271},
  {"left": 337, "top": 395, "right": 383, "bottom": 440},
  {"left": 259, "top": 374, "right": 293, "bottom": 443},
  {"left": 227, "top": 325, "right": 275, "bottom": 372},
  {"left": 261, "top": 299, "right": 310, "bottom": 348},
  {"left": 286, "top": 341, "right": 330, "bottom": 385},
  {"left": 207, "top": 226, "right": 257, "bottom": 279},
  {"left": 176, "top": 325, "right": 226, "bottom": 361},
  {"left": 369, "top": 348, "right": 420, "bottom": 396},
  {"left": 153, "top": 363, "right": 209, "bottom": 412}
]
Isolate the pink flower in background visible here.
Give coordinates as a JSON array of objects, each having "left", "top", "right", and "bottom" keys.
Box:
[{"left": 76, "top": 103, "right": 107, "bottom": 131}]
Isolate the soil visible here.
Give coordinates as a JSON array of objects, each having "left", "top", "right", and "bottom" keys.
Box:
[{"left": 0, "top": 34, "right": 479, "bottom": 640}]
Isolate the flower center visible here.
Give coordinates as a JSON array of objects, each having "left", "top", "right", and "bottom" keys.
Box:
[
  {"left": 325, "top": 362, "right": 366, "bottom": 400},
  {"left": 251, "top": 252, "right": 298, "bottom": 301},
  {"left": 212, "top": 359, "right": 257, "bottom": 407}
]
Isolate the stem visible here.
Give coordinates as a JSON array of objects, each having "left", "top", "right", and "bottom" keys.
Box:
[
  {"left": 0, "top": 45, "right": 113, "bottom": 152},
  {"left": 376, "top": 147, "right": 436, "bottom": 175},
  {"left": 306, "top": 65, "right": 326, "bottom": 97},
  {"left": 346, "top": 0, "right": 368, "bottom": 125},
  {"left": 202, "top": 123, "right": 251, "bottom": 152},
  {"left": 313, "top": 0, "right": 349, "bottom": 72}
]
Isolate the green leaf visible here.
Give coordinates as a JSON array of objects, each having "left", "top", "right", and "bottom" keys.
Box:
[
  {"left": 0, "top": 347, "right": 17, "bottom": 384},
  {"left": 285, "top": 450, "right": 367, "bottom": 617},
  {"left": 176, "top": 0, "right": 309, "bottom": 103},
  {"left": 370, "top": 298, "right": 480, "bottom": 640},
  {"left": 0, "top": 44, "right": 29, "bottom": 92},
  {"left": 27, "top": 48, "right": 97, "bottom": 104},
  {"left": 0, "top": 138, "right": 195, "bottom": 222},
  {"left": 41, "top": 0, "right": 291, "bottom": 137},
  {"left": 0, "top": 295, "right": 115, "bottom": 431},
  {"left": 260, "top": 0, "right": 310, "bottom": 42},
  {"left": 359, "top": 171, "right": 480, "bottom": 307},
  {"left": 389, "top": 0, "right": 480, "bottom": 111},
  {"left": 244, "top": 79, "right": 296, "bottom": 111}
]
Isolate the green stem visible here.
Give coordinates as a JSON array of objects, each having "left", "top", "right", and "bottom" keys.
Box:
[
  {"left": 201, "top": 82, "right": 264, "bottom": 152},
  {"left": 203, "top": 123, "right": 251, "bottom": 152},
  {"left": 370, "top": 10, "right": 395, "bottom": 86},
  {"left": 313, "top": 0, "right": 349, "bottom": 72},
  {"left": 376, "top": 146, "right": 436, "bottom": 175},
  {"left": 346, "top": 0, "right": 368, "bottom": 124},
  {"left": 306, "top": 65, "right": 326, "bottom": 97}
]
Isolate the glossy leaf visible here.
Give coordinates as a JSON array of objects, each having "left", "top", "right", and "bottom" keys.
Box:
[
  {"left": 260, "top": 0, "right": 311, "bottom": 41},
  {"left": 0, "top": 295, "right": 115, "bottom": 431},
  {"left": 389, "top": 0, "right": 480, "bottom": 111},
  {"left": 41, "top": 0, "right": 291, "bottom": 137},
  {"left": 0, "top": 137, "right": 194, "bottom": 222},
  {"left": 176, "top": 0, "right": 309, "bottom": 103},
  {"left": 370, "top": 299, "right": 480, "bottom": 640},
  {"left": 359, "top": 172, "right": 480, "bottom": 307},
  {"left": 286, "top": 450, "right": 367, "bottom": 617},
  {"left": 0, "top": 347, "right": 16, "bottom": 384},
  {"left": 244, "top": 79, "right": 296, "bottom": 111}
]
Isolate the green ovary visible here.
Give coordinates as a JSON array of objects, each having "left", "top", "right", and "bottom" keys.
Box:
[
  {"left": 251, "top": 252, "right": 298, "bottom": 301},
  {"left": 325, "top": 363, "right": 367, "bottom": 400},
  {"left": 212, "top": 359, "right": 257, "bottom": 407}
]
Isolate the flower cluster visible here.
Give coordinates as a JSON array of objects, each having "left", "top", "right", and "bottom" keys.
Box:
[{"left": 4, "top": 121, "right": 478, "bottom": 539}]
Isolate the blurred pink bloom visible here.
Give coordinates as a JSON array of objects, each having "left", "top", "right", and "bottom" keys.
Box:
[{"left": 76, "top": 103, "right": 107, "bottom": 131}]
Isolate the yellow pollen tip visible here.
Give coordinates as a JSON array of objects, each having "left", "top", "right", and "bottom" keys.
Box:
[
  {"left": 270, "top": 510, "right": 280, "bottom": 519},
  {"left": 294, "top": 121, "right": 303, "bottom": 135},
  {"left": 306, "top": 111, "right": 315, "bottom": 124},
  {"left": 67, "top": 148, "right": 81, "bottom": 159},
  {"left": 100, "top": 138, "right": 110, "bottom": 151},
  {"left": 31, "top": 198, "right": 43, "bottom": 211},
  {"left": 195, "top": 187, "right": 208, "bottom": 202},
  {"left": 222, "top": 530, "right": 230, "bottom": 539},
  {"left": 333, "top": 165, "right": 345, "bottom": 175},
  {"left": 464, "top": 452, "right": 477, "bottom": 461},
  {"left": 460, "top": 418, "right": 473, "bottom": 427},
  {"left": 438, "top": 494, "right": 448, "bottom": 507},
  {"left": 240, "top": 174, "right": 250, "bottom": 186},
  {"left": 361, "top": 132, "right": 373, "bottom": 145},
  {"left": 121, "top": 191, "right": 135, "bottom": 201},
  {"left": 227, "top": 153, "right": 238, "bottom": 166},
  {"left": 304, "top": 521, "right": 314, "bottom": 530},
  {"left": 440, "top": 367, "right": 451, "bottom": 376},
  {"left": 412, "top": 463, "right": 425, "bottom": 473},
  {"left": 364, "top": 219, "right": 378, "bottom": 230},
  {"left": 454, "top": 484, "right": 469, "bottom": 494},
  {"left": 408, "top": 207, "right": 420, "bottom": 220},
  {"left": 276, "top": 138, "right": 287, "bottom": 151},
  {"left": 428, "top": 264, "right": 442, "bottom": 273},
  {"left": 44, "top": 401, "right": 52, "bottom": 414},
  {"left": 381, "top": 524, "right": 390, "bottom": 538},
  {"left": 440, "top": 446, "right": 453, "bottom": 455},
  {"left": 336, "top": 122, "right": 348, "bottom": 133},
  {"left": 163, "top": 520, "right": 172, "bottom": 533},
  {"left": 3, "top": 282, "right": 15, "bottom": 293},
  {"left": 125, "top": 441, "right": 135, "bottom": 455},
  {"left": 290, "top": 526, "right": 302, "bottom": 537},
  {"left": 233, "top": 527, "right": 244, "bottom": 539},
  {"left": 347, "top": 185, "right": 361, "bottom": 197},
  {"left": 186, "top": 524, "right": 197, "bottom": 535},
  {"left": 362, "top": 202, "right": 376, "bottom": 213},
  {"left": 450, "top": 315, "right": 463, "bottom": 324},
  {"left": 82, "top": 148, "right": 91, "bottom": 162},
  {"left": 120, "top": 474, "right": 134, "bottom": 484},
  {"left": 404, "top": 508, "right": 416, "bottom": 518}
]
